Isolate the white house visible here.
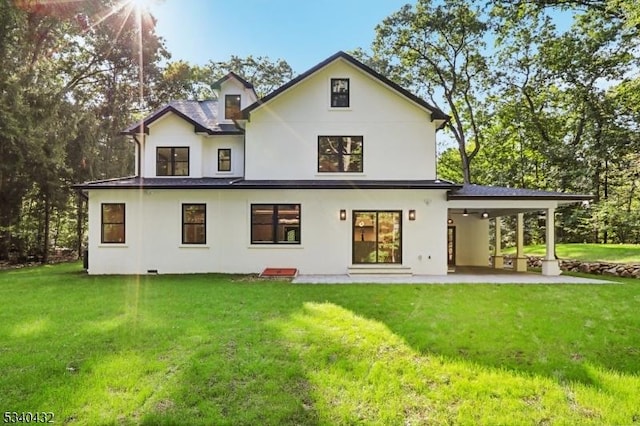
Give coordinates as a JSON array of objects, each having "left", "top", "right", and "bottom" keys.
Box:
[{"left": 78, "top": 52, "right": 589, "bottom": 276}]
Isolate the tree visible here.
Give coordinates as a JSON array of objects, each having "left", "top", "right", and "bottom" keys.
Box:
[
  {"left": 489, "top": 1, "right": 639, "bottom": 242},
  {"left": 150, "top": 55, "right": 295, "bottom": 108},
  {"left": 370, "top": 0, "right": 490, "bottom": 184},
  {"left": 0, "top": 0, "right": 169, "bottom": 261}
]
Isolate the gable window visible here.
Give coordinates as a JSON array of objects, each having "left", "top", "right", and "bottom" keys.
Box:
[
  {"left": 330, "top": 78, "right": 349, "bottom": 107},
  {"left": 218, "top": 148, "right": 231, "bottom": 172},
  {"left": 251, "top": 204, "right": 301, "bottom": 244},
  {"left": 101, "top": 203, "right": 125, "bottom": 244},
  {"left": 157, "top": 147, "right": 189, "bottom": 176},
  {"left": 318, "top": 136, "right": 363, "bottom": 173},
  {"left": 225, "top": 94, "right": 241, "bottom": 120},
  {"left": 182, "top": 204, "right": 206, "bottom": 244}
]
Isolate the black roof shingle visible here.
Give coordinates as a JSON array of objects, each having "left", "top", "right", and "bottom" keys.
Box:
[{"left": 122, "top": 100, "right": 242, "bottom": 135}]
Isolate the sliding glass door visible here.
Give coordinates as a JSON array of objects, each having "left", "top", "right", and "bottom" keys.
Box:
[{"left": 352, "top": 211, "right": 402, "bottom": 264}]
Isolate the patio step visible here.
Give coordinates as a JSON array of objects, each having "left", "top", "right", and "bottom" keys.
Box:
[{"left": 348, "top": 265, "right": 413, "bottom": 277}]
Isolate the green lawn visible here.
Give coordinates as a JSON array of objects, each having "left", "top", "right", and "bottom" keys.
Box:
[
  {"left": 503, "top": 243, "right": 640, "bottom": 263},
  {"left": 1, "top": 263, "right": 640, "bottom": 425}
]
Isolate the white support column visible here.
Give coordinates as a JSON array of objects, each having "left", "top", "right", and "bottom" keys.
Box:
[
  {"left": 515, "top": 213, "right": 528, "bottom": 272},
  {"left": 493, "top": 216, "right": 504, "bottom": 269},
  {"left": 542, "top": 207, "right": 562, "bottom": 276}
]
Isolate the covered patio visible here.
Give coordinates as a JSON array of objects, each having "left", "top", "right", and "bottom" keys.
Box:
[{"left": 446, "top": 185, "right": 592, "bottom": 276}]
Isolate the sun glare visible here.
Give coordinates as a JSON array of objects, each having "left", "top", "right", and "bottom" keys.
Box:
[{"left": 127, "top": 0, "right": 153, "bottom": 13}]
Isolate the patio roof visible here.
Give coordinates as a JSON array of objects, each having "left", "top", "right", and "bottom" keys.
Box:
[{"left": 448, "top": 184, "right": 592, "bottom": 202}]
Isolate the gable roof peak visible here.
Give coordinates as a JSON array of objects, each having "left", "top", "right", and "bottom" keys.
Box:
[
  {"left": 242, "top": 50, "right": 449, "bottom": 122},
  {"left": 212, "top": 71, "right": 254, "bottom": 90}
]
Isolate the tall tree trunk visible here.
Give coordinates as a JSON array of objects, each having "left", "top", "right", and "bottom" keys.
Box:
[
  {"left": 42, "top": 194, "right": 50, "bottom": 263},
  {"left": 603, "top": 158, "right": 609, "bottom": 244}
]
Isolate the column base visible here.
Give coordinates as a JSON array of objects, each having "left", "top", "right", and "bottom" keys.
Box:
[
  {"left": 542, "top": 259, "right": 561, "bottom": 276},
  {"left": 492, "top": 255, "right": 504, "bottom": 269},
  {"left": 515, "top": 257, "right": 528, "bottom": 272}
]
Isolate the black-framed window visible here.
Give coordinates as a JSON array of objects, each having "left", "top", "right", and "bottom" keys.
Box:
[
  {"left": 251, "top": 204, "right": 301, "bottom": 244},
  {"left": 330, "top": 78, "right": 349, "bottom": 107},
  {"left": 318, "top": 136, "right": 363, "bottom": 173},
  {"left": 157, "top": 147, "right": 189, "bottom": 176},
  {"left": 101, "top": 203, "right": 125, "bottom": 244},
  {"left": 225, "top": 94, "right": 241, "bottom": 120},
  {"left": 182, "top": 204, "right": 206, "bottom": 244},
  {"left": 218, "top": 148, "right": 231, "bottom": 172}
]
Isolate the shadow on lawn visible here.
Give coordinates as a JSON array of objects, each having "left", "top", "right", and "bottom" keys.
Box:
[
  {"left": 321, "top": 283, "right": 640, "bottom": 386},
  {"left": 276, "top": 302, "right": 640, "bottom": 425},
  {"left": 2, "top": 273, "right": 320, "bottom": 425}
]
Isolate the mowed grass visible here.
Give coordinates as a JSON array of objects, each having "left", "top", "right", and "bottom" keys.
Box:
[
  {"left": 1, "top": 263, "right": 640, "bottom": 425},
  {"left": 503, "top": 243, "right": 640, "bottom": 263}
]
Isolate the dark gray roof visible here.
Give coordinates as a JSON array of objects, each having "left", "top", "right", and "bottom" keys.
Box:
[
  {"left": 76, "top": 176, "right": 461, "bottom": 191},
  {"left": 242, "top": 51, "right": 450, "bottom": 124},
  {"left": 448, "top": 184, "right": 592, "bottom": 201},
  {"left": 122, "top": 100, "right": 242, "bottom": 135}
]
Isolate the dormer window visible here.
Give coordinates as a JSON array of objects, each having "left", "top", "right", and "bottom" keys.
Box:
[
  {"left": 157, "top": 147, "right": 189, "bottom": 176},
  {"left": 225, "top": 94, "right": 241, "bottom": 120},
  {"left": 330, "top": 78, "right": 349, "bottom": 107}
]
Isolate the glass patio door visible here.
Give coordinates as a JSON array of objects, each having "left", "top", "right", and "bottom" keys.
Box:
[
  {"left": 352, "top": 211, "right": 402, "bottom": 264},
  {"left": 447, "top": 226, "right": 456, "bottom": 266}
]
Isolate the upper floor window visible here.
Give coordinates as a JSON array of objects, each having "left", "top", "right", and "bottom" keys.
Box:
[
  {"left": 101, "top": 203, "right": 125, "bottom": 244},
  {"left": 318, "top": 136, "right": 363, "bottom": 173},
  {"left": 182, "top": 204, "right": 206, "bottom": 244},
  {"left": 330, "top": 78, "right": 349, "bottom": 108},
  {"left": 225, "top": 94, "right": 241, "bottom": 120},
  {"left": 218, "top": 148, "right": 231, "bottom": 172},
  {"left": 251, "top": 204, "right": 301, "bottom": 244},
  {"left": 157, "top": 147, "right": 189, "bottom": 176}
]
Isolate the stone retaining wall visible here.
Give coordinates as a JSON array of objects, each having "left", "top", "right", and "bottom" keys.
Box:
[{"left": 502, "top": 255, "right": 640, "bottom": 278}]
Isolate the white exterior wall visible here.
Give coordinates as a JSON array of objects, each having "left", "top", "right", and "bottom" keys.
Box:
[
  {"left": 218, "top": 79, "right": 258, "bottom": 124},
  {"left": 142, "top": 114, "right": 204, "bottom": 178},
  {"left": 244, "top": 59, "right": 438, "bottom": 180},
  {"left": 451, "top": 215, "right": 490, "bottom": 266},
  {"left": 202, "top": 135, "right": 244, "bottom": 177},
  {"left": 87, "top": 188, "right": 449, "bottom": 275}
]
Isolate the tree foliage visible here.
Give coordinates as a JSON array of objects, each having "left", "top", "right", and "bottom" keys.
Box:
[
  {"left": 0, "top": 1, "right": 296, "bottom": 263},
  {"left": 364, "top": 0, "right": 640, "bottom": 244},
  {"left": 150, "top": 55, "right": 294, "bottom": 106},
  {"left": 0, "top": 0, "right": 168, "bottom": 261},
  {"left": 370, "top": 0, "right": 489, "bottom": 184}
]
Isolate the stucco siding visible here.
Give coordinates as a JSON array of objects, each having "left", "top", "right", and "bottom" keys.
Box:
[
  {"left": 217, "top": 78, "right": 257, "bottom": 124},
  {"left": 201, "top": 135, "right": 244, "bottom": 177},
  {"left": 87, "top": 188, "right": 449, "bottom": 275},
  {"left": 142, "top": 114, "right": 204, "bottom": 178},
  {"left": 244, "top": 59, "right": 437, "bottom": 180},
  {"left": 452, "top": 215, "right": 490, "bottom": 266}
]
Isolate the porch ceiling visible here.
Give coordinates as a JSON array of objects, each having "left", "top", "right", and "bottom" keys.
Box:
[{"left": 448, "top": 207, "right": 542, "bottom": 219}]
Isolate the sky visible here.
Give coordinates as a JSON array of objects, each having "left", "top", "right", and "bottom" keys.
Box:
[{"left": 147, "top": 0, "right": 410, "bottom": 73}]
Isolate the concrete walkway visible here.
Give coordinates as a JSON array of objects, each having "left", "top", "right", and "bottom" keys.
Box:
[{"left": 292, "top": 272, "right": 613, "bottom": 285}]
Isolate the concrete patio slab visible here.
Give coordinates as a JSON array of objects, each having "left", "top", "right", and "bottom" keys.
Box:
[{"left": 292, "top": 273, "right": 613, "bottom": 285}]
